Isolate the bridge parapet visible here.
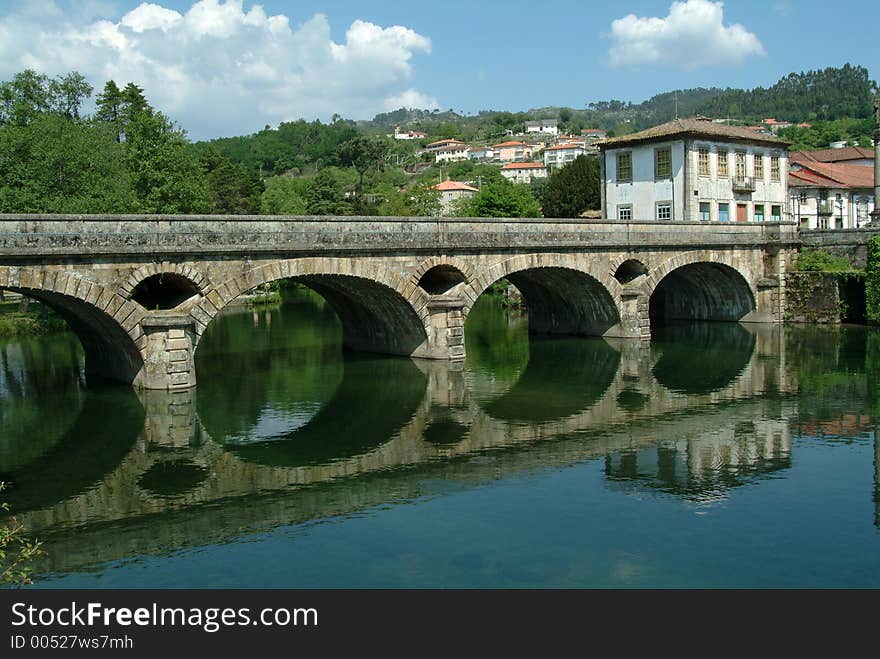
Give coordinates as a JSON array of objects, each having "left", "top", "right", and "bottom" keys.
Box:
[{"left": 0, "top": 215, "right": 799, "bottom": 257}]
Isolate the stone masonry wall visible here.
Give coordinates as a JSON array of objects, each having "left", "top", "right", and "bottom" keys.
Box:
[{"left": 784, "top": 272, "right": 840, "bottom": 324}]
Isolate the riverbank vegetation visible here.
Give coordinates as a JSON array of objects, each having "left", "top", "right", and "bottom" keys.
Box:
[
  {"left": 1, "top": 481, "right": 43, "bottom": 586},
  {"left": 0, "top": 300, "right": 68, "bottom": 338}
]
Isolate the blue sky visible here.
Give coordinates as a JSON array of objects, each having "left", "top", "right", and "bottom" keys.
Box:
[{"left": 1, "top": 0, "right": 877, "bottom": 139}]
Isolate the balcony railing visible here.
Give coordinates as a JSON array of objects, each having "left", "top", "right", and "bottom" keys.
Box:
[
  {"left": 817, "top": 200, "right": 833, "bottom": 215},
  {"left": 732, "top": 176, "right": 756, "bottom": 192}
]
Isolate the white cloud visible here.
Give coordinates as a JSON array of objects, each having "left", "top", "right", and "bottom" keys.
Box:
[
  {"left": 0, "top": 0, "right": 438, "bottom": 138},
  {"left": 607, "top": 0, "right": 765, "bottom": 70},
  {"left": 383, "top": 89, "right": 439, "bottom": 112}
]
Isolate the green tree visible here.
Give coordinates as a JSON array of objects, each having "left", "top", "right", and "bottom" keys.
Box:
[
  {"left": 199, "top": 148, "right": 261, "bottom": 214},
  {"left": 0, "top": 70, "right": 53, "bottom": 126},
  {"left": 123, "top": 112, "right": 211, "bottom": 213},
  {"left": 95, "top": 80, "right": 124, "bottom": 142},
  {"left": 456, "top": 178, "right": 542, "bottom": 218},
  {"left": 49, "top": 72, "right": 93, "bottom": 120},
  {"left": 540, "top": 156, "right": 600, "bottom": 218},
  {"left": 0, "top": 114, "right": 139, "bottom": 213},
  {"left": 305, "top": 170, "right": 351, "bottom": 215},
  {"left": 408, "top": 183, "right": 442, "bottom": 216},
  {"left": 338, "top": 135, "right": 389, "bottom": 200},
  {"left": 261, "top": 176, "right": 310, "bottom": 214}
]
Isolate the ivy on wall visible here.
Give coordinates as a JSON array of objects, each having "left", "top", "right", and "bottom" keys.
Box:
[{"left": 866, "top": 236, "right": 880, "bottom": 324}]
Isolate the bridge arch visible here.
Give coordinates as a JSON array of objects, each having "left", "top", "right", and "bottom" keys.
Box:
[
  {"left": 121, "top": 263, "right": 209, "bottom": 311},
  {"left": 645, "top": 252, "right": 757, "bottom": 325},
  {"left": 463, "top": 254, "right": 623, "bottom": 337},
  {"left": 0, "top": 266, "right": 145, "bottom": 385},
  {"left": 190, "top": 257, "right": 432, "bottom": 359}
]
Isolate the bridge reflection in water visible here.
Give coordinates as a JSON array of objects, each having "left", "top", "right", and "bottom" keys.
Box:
[{"left": 0, "top": 293, "right": 878, "bottom": 578}]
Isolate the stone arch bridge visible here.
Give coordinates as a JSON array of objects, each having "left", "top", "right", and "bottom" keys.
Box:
[{"left": 0, "top": 215, "right": 798, "bottom": 390}]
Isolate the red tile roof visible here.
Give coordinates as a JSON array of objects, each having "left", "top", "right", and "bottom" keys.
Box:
[
  {"left": 501, "top": 162, "right": 546, "bottom": 170},
  {"left": 426, "top": 139, "right": 466, "bottom": 147},
  {"left": 433, "top": 180, "right": 478, "bottom": 192},
  {"left": 792, "top": 147, "right": 874, "bottom": 165},
  {"left": 789, "top": 161, "right": 874, "bottom": 189},
  {"left": 492, "top": 141, "right": 527, "bottom": 148},
  {"left": 545, "top": 143, "right": 586, "bottom": 151}
]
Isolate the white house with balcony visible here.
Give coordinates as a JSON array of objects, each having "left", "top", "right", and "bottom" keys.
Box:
[
  {"left": 500, "top": 162, "right": 547, "bottom": 185},
  {"left": 468, "top": 146, "right": 494, "bottom": 161},
  {"left": 433, "top": 142, "right": 470, "bottom": 163},
  {"left": 543, "top": 143, "right": 586, "bottom": 170},
  {"left": 789, "top": 160, "right": 875, "bottom": 229},
  {"left": 598, "top": 118, "right": 789, "bottom": 222}
]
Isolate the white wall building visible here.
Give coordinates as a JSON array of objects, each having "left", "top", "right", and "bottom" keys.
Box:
[
  {"left": 525, "top": 119, "right": 558, "bottom": 135},
  {"left": 500, "top": 162, "right": 547, "bottom": 185},
  {"left": 599, "top": 118, "right": 789, "bottom": 222},
  {"left": 434, "top": 143, "right": 470, "bottom": 163},
  {"left": 544, "top": 143, "right": 586, "bottom": 170},
  {"left": 468, "top": 146, "right": 495, "bottom": 161},
  {"left": 789, "top": 161, "right": 875, "bottom": 229},
  {"left": 433, "top": 180, "right": 479, "bottom": 214}
]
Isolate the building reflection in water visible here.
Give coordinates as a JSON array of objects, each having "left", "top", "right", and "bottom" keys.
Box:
[{"left": 1, "top": 294, "right": 879, "bottom": 576}]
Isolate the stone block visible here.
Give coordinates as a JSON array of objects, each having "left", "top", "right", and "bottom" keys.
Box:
[
  {"left": 167, "top": 338, "right": 190, "bottom": 351},
  {"left": 168, "top": 329, "right": 185, "bottom": 339},
  {"left": 169, "top": 372, "right": 191, "bottom": 386},
  {"left": 167, "top": 349, "right": 190, "bottom": 362},
  {"left": 167, "top": 361, "right": 191, "bottom": 373}
]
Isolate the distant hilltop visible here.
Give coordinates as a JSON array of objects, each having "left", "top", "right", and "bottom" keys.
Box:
[{"left": 360, "top": 64, "right": 876, "bottom": 135}]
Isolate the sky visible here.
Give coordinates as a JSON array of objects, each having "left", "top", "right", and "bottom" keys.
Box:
[{"left": 0, "top": 0, "right": 877, "bottom": 140}]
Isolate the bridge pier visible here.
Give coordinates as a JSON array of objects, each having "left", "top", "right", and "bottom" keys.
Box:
[
  {"left": 606, "top": 289, "right": 650, "bottom": 340},
  {"left": 136, "top": 313, "right": 197, "bottom": 391},
  {"left": 421, "top": 295, "right": 467, "bottom": 361}
]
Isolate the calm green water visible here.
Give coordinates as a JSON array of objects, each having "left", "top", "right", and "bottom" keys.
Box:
[{"left": 2, "top": 287, "right": 880, "bottom": 588}]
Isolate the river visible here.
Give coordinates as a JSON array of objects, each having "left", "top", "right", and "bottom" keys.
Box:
[{"left": 1, "top": 285, "right": 879, "bottom": 587}]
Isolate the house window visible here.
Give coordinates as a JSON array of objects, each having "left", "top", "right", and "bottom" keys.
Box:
[
  {"left": 617, "top": 152, "right": 632, "bottom": 181},
  {"left": 698, "top": 148, "right": 710, "bottom": 176},
  {"left": 754, "top": 154, "right": 764, "bottom": 180},
  {"left": 717, "top": 150, "right": 729, "bottom": 177},
  {"left": 655, "top": 147, "right": 672, "bottom": 179},
  {"left": 735, "top": 151, "right": 747, "bottom": 178},
  {"left": 699, "top": 201, "right": 711, "bottom": 222},
  {"left": 618, "top": 205, "right": 632, "bottom": 221},
  {"left": 770, "top": 156, "right": 780, "bottom": 181},
  {"left": 771, "top": 204, "right": 782, "bottom": 221},
  {"left": 754, "top": 204, "right": 765, "bottom": 222},
  {"left": 719, "top": 202, "right": 730, "bottom": 222},
  {"left": 656, "top": 203, "right": 672, "bottom": 221},
  {"left": 857, "top": 198, "right": 869, "bottom": 225}
]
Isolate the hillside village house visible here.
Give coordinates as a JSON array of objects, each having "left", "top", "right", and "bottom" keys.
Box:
[
  {"left": 433, "top": 180, "right": 479, "bottom": 214},
  {"left": 468, "top": 146, "right": 494, "bottom": 161},
  {"left": 525, "top": 119, "right": 558, "bottom": 135},
  {"left": 434, "top": 142, "right": 470, "bottom": 163},
  {"left": 500, "top": 162, "right": 547, "bottom": 185},
  {"left": 598, "top": 118, "right": 789, "bottom": 222},
  {"left": 425, "top": 138, "right": 467, "bottom": 153},
  {"left": 789, "top": 160, "right": 875, "bottom": 229},
  {"left": 581, "top": 128, "right": 608, "bottom": 143},
  {"left": 492, "top": 141, "right": 534, "bottom": 163},
  {"left": 393, "top": 127, "right": 428, "bottom": 140},
  {"left": 544, "top": 143, "right": 586, "bottom": 170}
]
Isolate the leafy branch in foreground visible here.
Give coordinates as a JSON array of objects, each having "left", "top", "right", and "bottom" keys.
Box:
[{"left": 1, "top": 481, "right": 43, "bottom": 586}]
